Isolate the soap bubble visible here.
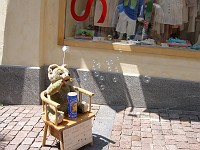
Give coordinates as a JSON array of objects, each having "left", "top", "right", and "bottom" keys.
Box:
[
  {"left": 94, "top": 71, "right": 100, "bottom": 77},
  {"left": 108, "top": 66, "right": 112, "bottom": 72},
  {"left": 96, "top": 63, "right": 101, "bottom": 69},
  {"left": 116, "top": 57, "right": 120, "bottom": 61},
  {"left": 106, "top": 60, "right": 110, "bottom": 65},
  {"left": 114, "top": 67, "right": 119, "bottom": 73},
  {"left": 99, "top": 76, "right": 105, "bottom": 81},
  {"left": 113, "top": 77, "right": 118, "bottom": 83},
  {"left": 110, "top": 60, "right": 113, "bottom": 65},
  {"left": 143, "top": 76, "right": 151, "bottom": 83},
  {"left": 92, "top": 65, "right": 96, "bottom": 71},
  {"left": 100, "top": 85, "right": 105, "bottom": 91}
]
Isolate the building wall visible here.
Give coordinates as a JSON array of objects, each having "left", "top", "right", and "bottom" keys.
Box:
[
  {"left": 0, "top": 0, "right": 8, "bottom": 64},
  {"left": 1, "top": 0, "right": 43, "bottom": 66},
  {"left": 0, "top": 0, "right": 200, "bottom": 109}
]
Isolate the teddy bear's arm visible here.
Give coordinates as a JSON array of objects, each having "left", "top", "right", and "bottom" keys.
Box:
[
  {"left": 47, "top": 80, "right": 64, "bottom": 95},
  {"left": 70, "top": 85, "right": 76, "bottom": 92}
]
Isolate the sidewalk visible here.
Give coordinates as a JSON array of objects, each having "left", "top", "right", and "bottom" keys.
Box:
[{"left": 0, "top": 105, "right": 200, "bottom": 150}]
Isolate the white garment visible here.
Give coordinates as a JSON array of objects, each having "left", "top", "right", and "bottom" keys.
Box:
[
  {"left": 157, "top": 0, "right": 183, "bottom": 25},
  {"left": 116, "top": 11, "right": 137, "bottom": 35},
  {"left": 152, "top": 2, "right": 164, "bottom": 34},
  {"left": 182, "top": 0, "right": 189, "bottom": 23},
  {"left": 188, "top": 0, "right": 198, "bottom": 32},
  {"left": 94, "top": 0, "right": 119, "bottom": 27}
]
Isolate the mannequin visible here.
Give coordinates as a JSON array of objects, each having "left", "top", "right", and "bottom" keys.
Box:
[{"left": 115, "top": 0, "right": 145, "bottom": 40}]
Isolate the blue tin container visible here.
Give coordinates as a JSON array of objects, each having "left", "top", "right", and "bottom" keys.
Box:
[{"left": 67, "top": 92, "right": 78, "bottom": 119}]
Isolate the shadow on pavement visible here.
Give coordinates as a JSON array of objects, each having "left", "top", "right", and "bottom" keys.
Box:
[{"left": 81, "top": 133, "right": 115, "bottom": 150}]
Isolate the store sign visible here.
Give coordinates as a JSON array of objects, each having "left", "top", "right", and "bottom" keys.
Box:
[{"left": 71, "top": 0, "right": 107, "bottom": 23}]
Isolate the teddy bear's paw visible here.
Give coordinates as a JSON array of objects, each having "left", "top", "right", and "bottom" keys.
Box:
[
  {"left": 77, "top": 101, "right": 89, "bottom": 114},
  {"left": 48, "top": 111, "right": 64, "bottom": 124}
]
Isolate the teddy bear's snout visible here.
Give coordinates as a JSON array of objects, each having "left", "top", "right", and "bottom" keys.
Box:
[{"left": 61, "top": 73, "right": 70, "bottom": 81}]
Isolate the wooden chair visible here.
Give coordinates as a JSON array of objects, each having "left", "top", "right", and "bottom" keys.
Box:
[{"left": 40, "top": 86, "right": 95, "bottom": 150}]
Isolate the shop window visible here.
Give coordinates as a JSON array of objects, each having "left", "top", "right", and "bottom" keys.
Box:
[{"left": 58, "top": 0, "right": 200, "bottom": 58}]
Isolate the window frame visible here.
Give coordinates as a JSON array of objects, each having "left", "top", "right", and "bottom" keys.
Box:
[{"left": 57, "top": 0, "right": 200, "bottom": 59}]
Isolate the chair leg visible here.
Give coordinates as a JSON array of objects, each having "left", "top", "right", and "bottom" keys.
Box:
[
  {"left": 42, "top": 123, "right": 48, "bottom": 146},
  {"left": 59, "top": 132, "right": 64, "bottom": 150}
]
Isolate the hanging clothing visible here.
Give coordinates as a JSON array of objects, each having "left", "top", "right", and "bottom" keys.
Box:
[
  {"left": 115, "top": 0, "right": 145, "bottom": 35},
  {"left": 145, "top": 0, "right": 154, "bottom": 22},
  {"left": 152, "top": 1, "right": 165, "bottom": 34},
  {"left": 182, "top": 0, "right": 189, "bottom": 23},
  {"left": 188, "top": 0, "right": 198, "bottom": 32},
  {"left": 94, "top": 0, "right": 119, "bottom": 27},
  {"left": 157, "top": 0, "right": 183, "bottom": 25},
  {"left": 123, "top": 0, "right": 145, "bottom": 20}
]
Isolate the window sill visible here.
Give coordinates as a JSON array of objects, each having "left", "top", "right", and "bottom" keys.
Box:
[{"left": 64, "top": 38, "right": 200, "bottom": 59}]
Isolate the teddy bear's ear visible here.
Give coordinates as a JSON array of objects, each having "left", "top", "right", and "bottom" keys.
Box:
[
  {"left": 48, "top": 64, "right": 58, "bottom": 74},
  {"left": 61, "top": 64, "right": 68, "bottom": 69}
]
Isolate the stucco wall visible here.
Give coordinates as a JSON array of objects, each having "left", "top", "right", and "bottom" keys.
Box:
[
  {"left": 0, "top": 0, "right": 8, "bottom": 64},
  {"left": 1, "top": 0, "right": 42, "bottom": 66}
]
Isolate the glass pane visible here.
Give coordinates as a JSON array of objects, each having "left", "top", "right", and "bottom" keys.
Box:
[{"left": 65, "top": 0, "right": 200, "bottom": 50}]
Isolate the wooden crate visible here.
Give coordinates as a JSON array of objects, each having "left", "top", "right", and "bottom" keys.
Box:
[{"left": 63, "top": 119, "right": 93, "bottom": 150}]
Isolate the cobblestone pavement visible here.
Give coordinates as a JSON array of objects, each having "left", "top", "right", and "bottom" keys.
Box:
[{"left": 0, "top": 105, "right": 200, "bottom": 150}]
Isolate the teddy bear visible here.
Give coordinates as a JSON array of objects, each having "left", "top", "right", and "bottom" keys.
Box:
[{"left": 46, "top": 64, "right": 88, "bottom": 124}]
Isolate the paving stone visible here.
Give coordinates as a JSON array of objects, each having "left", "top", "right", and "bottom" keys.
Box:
[
  {"left": 153, "top": 145, "right": 166, "bottom": 150},
  {"left": 16, "top": 131, "right": 29, "bottom": 138},
  {"left": 27, "top": 131, "right": 39, "bottom": 138},
  {"left": 131, "top": 147, "right": 142, "bottom": 150},
  {"left": 187, "top": 137, "right": 198, "bottom": 144},
  {"left": 110, "top": 135, "right": 121, "bottom": 141},
  {"left": 132, "top": 141, "right": 142, "bottom": 147},
  {"left": 189, "top": 143, "right": 200, "bottom": 150},
  {"left": 109, "top": 141, "right": 120, "bottom": 147},
  {"left": 12, "top": 125, "right": 23, "bottom": 131},
  {"left": 4, "top": 144, "right": 19, "bottom": 150},
  {"left": 32, "top": 127, "right": 43, "bottom": 133},
  {"left": 120, "top": 141, "right": 131, "bottom": 149},
  {"left": 108, "top": 146, "right": 121, "bottom": 150},
  {"left": 153, "top": 139, "right": 166, "bottom": 146},
  {"left": 3, "top": 135, "right": 15, "bottom": 141},
  {"left": 174, "top": 135, "right": 187, "bottom": 142},
  {"left": 31, "top": 141, "right": 42, "bottom": 148},
  {"left": 141, "top": 143, "right": 152, "bottom": 150},
  {"left": 0, "top": 141, "right": 9, "bottom": 148},
  {"left": 22, "top": 137, "right": 35, "bottom": 145},
  {"left": 132, "top": 135, "right": 141, "bottom": 141},
  {"left": 22, "top": 125, "right": 34, "bottom": 131},
  {"left": 166, "top": 145, "right": 177, "bottom": 150},
  {"left": 40, "top": 147, "right": 51, "bottom": 150},
  {"left": 17, "top": 144, "right": 30, "bottom": 150},
  {"left": 112, "top": 125, "right": 122, "bottom": 131},
  {"left": 122, "top": 129, "right": 132, "bottom": 136}
]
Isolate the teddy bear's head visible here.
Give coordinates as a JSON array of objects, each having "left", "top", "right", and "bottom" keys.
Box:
[{"left": 48, "top": 64, "right": 71, "bottom": 84}]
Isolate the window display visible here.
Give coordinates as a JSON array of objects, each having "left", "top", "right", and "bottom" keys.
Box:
[{"left": 66, "top": 0, "right": 200, "bottom": 50}]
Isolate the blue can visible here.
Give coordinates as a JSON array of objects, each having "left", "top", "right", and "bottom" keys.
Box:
[{"left": 67, "top": 92, "right": 78, "bottom": 119}]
